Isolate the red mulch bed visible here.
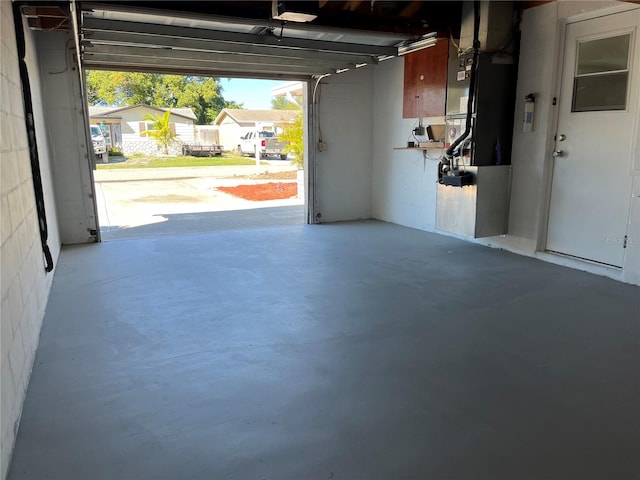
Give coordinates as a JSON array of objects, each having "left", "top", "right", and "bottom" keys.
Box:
[{"left": 218, "top": 182, "right": 297, "bottom": 201}]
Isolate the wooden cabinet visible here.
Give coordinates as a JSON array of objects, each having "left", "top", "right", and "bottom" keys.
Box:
[{"left": 402, "top": 38, "right": 449, "bottom": 118}]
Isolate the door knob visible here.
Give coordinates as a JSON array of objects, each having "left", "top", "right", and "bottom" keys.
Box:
[
  {"left": 557, "top": 134, "right": 566, "bottom": 141},
  {"left": 552, "top": 150, "right": 565, "bottom": 157}
]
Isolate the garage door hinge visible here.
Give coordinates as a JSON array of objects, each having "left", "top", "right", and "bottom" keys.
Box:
[{"left": 623, "top": 235, "right": 627, "bottom": 248}]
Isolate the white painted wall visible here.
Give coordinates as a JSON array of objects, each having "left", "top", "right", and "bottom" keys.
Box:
[
  {"left": 314, "top": 67, "right": 374, "bottom": 222},
  {"left": 35, "top": 31, "right": 98, "bottom": 245},
  {"left": 372, "top": 57, "right": 443, "bottom": 231},
  {"left": 492, "top": 1, "right": 561, "bottom": 254},
  {"left": 483, "top": 1, "right": 640, "bottom": 285},
  {"left": 1, "top": 6, "right": 60, "bottom": 478},
  {"left": 24, "top": 26, "right": 60, "bottom": 257},
  {"left": 370, "top": 1, "right": 640, "bottom": 285}
]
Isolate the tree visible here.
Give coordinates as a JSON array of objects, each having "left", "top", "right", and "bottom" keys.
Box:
[
  {"left": 271, "top": 95, "right": 302, "bottom": 110},
  {"left": 143, "top": 110, "right": 176, "bottom": 155},
  {"left": 87, "top": 71, "right": 157, "bottom": 106},
  {"left": 278, "top": 112, "right": 304, "bottom": 169},
  {"left": 86, "top": 71, "right": 243, "bottom": 124}
]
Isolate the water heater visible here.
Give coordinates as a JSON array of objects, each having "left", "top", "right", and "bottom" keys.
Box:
[
  {"left": 436, "top": 0, "right": 519, "bottom": 238},
  {"left": 445, "top": 51, "right": 517, "bottom": 166}
]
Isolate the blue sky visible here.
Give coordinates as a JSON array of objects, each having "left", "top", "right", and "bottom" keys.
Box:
[{"left": 219, "top": 78, "right": 286, "bottom": 110}]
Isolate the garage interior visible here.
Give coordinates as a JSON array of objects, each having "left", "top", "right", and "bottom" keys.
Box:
[
  {"left": 9, "top": 222, "right": 640, "bottom": 480},
  {"left": 2, "top": 1, "right": 639, "bottom": 479}
]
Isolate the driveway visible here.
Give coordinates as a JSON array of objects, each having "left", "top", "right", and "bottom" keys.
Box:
[{"left": 94, "top": 165, "right": 304, "bottom": 240}]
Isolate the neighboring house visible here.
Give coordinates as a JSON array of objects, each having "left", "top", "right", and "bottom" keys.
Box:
[
  {"left": 271, "top": 81, "right": 303, "bottom": 107},
  {"left": 213, "top": 109, "right": 299, "bottom": 151},
  {"left": 88, "top": 104, "right": 197, "bottom": 155}
]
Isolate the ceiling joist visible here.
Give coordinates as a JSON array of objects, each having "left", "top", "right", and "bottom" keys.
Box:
[{"left": 22, "top": 5, "right": 70, "bottom": 31}]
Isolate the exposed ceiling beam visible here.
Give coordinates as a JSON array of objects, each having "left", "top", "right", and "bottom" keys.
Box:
[
  {"left": 82, "top": 17, "right": 399, "bottom": 56},
  {"left": 82, "top": 2, "right": 413, "bottom": 41},
  {"left": 22, "top": 5, "right": 70, "bottom": 31},
  {"left": 26, "top": 17, "right": 70, "bottom": 30},
  {"left": 82, "top": 1, "right": 462, "bottom": 36},
  {"left": 343, "top": 1, "right": 364, "bottom": 12},
  {"left": 399, "top": 2, "right": 424, "bottom": 18},
  {"left": 301, "top": 0, "right": 461, "bottom": 36},
  {"left": 22, "top": 6, "right": 68, "bottom": 17}
]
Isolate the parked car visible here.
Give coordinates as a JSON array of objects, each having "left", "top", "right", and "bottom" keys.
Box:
[
  {"left": 237, "top": 130, "right": 288, "bottom": 160},
  {"left": 90, "top": 125, "right": 108, "bottom": 163}
]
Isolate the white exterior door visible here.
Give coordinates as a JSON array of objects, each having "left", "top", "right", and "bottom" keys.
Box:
[{"left": 546, "top": 9, "right": 640, "bottom": 267}]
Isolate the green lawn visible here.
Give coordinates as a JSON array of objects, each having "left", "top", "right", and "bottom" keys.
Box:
[{"left": 97, "top": 153, "right": 267, "bottom": 169}]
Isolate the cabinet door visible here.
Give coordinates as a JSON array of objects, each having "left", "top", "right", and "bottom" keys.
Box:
[{"left": 403, "top": 38, "right": 448, "bottom": 118}]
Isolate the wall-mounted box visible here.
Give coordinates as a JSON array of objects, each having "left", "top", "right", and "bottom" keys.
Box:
[
  {"left": 403, "top": 39, "right": 449, "bottom": 118},
  {"left": 436, "top": 165, "right": 511, "bottom": 238}
]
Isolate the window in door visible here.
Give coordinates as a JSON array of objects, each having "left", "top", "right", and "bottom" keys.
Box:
[
  {"left": 99, "top": 123, "right": 112, "bottom": 147},
  {"left": 572, "top": 33, "right": 632, "bottom": 112}
]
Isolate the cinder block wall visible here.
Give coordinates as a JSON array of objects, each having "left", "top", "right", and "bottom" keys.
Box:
[{"left": 1, "top": 4, "right": 59, "bottom": 478}]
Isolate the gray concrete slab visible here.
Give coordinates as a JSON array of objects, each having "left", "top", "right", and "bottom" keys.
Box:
[
  {"left": 8, "top": 221, "right": 640, "bottom": 480},
  {"left": 95, "top": 167, "right": 303, "bottom": 240},
  {"left": 100, "top": 206, "right": 305, "bottom": 241}
]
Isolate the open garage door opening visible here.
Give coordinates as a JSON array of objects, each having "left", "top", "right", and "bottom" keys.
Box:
[
  {"left": 88, "top": 73, "right": 307, "bottom": 241},
  {"left": 76, "top": 1, "right": 432, "bottom": 241}
]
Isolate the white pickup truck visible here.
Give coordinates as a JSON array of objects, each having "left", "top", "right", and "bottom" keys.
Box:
[
  {"left": 90, "top": 125, "right": 108, "bottom": 163},
  {"left": 237, "top": 131, "right": 288, "bottom": 160}
]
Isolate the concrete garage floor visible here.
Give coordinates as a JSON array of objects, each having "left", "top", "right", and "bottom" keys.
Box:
[{"left": 8, "top": 221, "right": 640, "bottom": 480}]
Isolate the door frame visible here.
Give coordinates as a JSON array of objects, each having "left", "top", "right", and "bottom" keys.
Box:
[{"left": 537, "top": 3, "right": 640, "bottom": 263}]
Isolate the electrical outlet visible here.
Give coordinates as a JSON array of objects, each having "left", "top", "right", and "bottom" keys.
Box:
[{"left": 318, "top": 141, "right": 328, "bottom": 151}]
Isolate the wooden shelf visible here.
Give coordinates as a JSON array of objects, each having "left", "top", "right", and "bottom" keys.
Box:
[{"left": 394, "top": 142, "right": 445, "bottom": 150}]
